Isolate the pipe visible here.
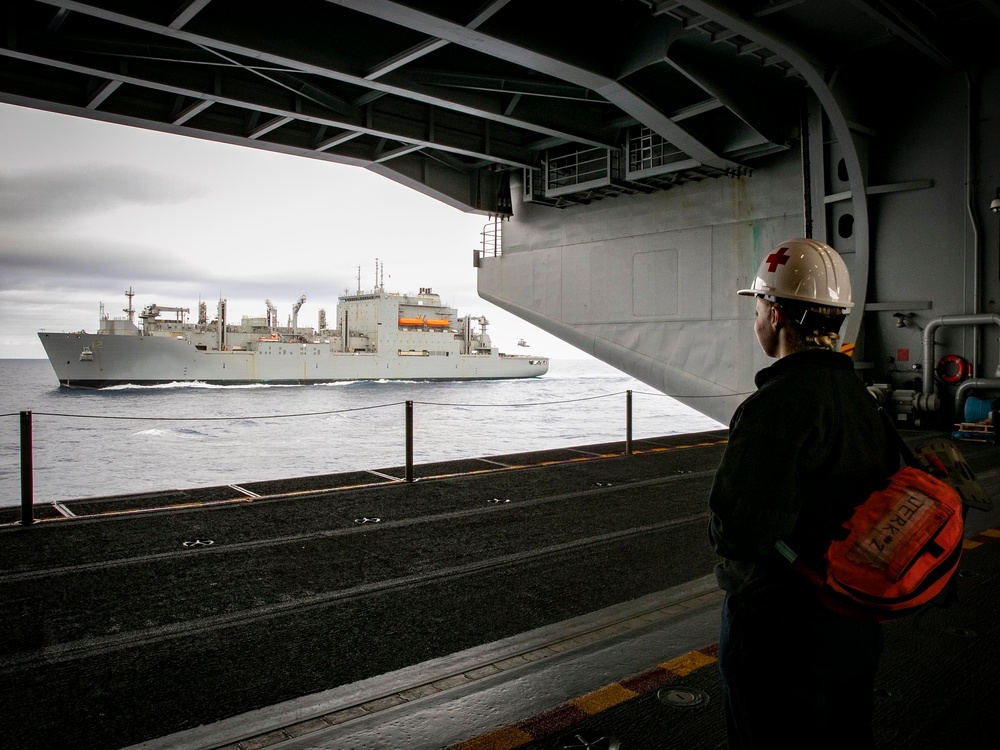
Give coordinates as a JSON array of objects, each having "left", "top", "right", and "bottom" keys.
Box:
[
  {"left": 922, "top": 314, "right": 1000, "bottom": 393},
  {"left": 954, "top": 378, "right": 1000, "bottom": 419},
  {"left": 965, "top": 68, "right": 983, "bottom": 374},
  {"left": 291, "top": 294, "right": 306, "bottom": 334}
]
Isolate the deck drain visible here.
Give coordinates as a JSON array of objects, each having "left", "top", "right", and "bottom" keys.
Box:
[
  {"left": 657, "top": 686, "right": 710, "bottom": 708},
  {"left": 559, "top": 731, "right": 620, "bottom": 750},
  {"left": 944, "top": 626, "right": 977, "bottom": 638}
]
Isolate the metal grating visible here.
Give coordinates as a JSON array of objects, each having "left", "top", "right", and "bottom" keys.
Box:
[{"left": 545, "top": 147, "right": 618, "bottom": 197}]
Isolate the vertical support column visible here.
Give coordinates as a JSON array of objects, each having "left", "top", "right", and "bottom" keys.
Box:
[
  {"left": 20, "top": 410, "right": 33, "bottom": 525},
  {"left": 625, "top": 390, "right": 633, "bottom": 456},
  {"left": 405, "top": 400, "right": 414, "bottom": 482}
]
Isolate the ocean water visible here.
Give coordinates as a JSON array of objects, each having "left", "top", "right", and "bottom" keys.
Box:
[{"left": 0, "top": 358, "right": 723, "bottom": 507}]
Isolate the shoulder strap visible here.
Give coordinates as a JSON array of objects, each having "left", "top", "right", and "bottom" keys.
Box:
[{"left": 775, "top": 404, "right": 915, "bottom": 572}]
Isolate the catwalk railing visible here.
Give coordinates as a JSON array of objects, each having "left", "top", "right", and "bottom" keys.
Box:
[{"left": 5, "top": 391, "right": 661, "bottom": 526}]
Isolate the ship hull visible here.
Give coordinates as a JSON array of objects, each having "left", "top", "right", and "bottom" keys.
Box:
[{"left": 38, "top": 332, "right": 548, "bottom": 388}]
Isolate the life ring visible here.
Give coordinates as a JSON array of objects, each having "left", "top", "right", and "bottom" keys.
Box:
[{"left": 936, "top": 354, "right": 969, "bottom": 384}]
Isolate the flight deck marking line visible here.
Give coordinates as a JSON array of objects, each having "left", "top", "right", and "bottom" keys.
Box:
[
  {"left": 264, "top": 439, "right": 725, "bottom": 496},
  {"left": 229, "top": 485, "right": 261, "bottom": 498},
  {"left": 365, "top": 470, "right": 406, "bottom": 481},
  {"left": 22, "top": 438, "right": 727, "bottom": 524},
  {"left": 52, "top": 501, "right": 76, "bottom": 518},
  {"left": 409, "top": 442, "right": 724, "bottom": 482},
  {"left": 0, "top": 516, "right": 711, "bottom": 670},
  {"left": 0, "top": 471, "right": 716, "bottom": 584},
  {"left": 31, "top": 483, "right": 404, "bottom": 521},
  {"left": 25, "top": 441, "right": 725, "bottom": 525},
  {"left": 27, "top": 495, "right": 257, "bottom": 523}
]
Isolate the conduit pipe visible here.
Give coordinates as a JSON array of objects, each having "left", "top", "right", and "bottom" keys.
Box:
[{"left": 922, "top": 314, "right": 1000, "bottom": 394}]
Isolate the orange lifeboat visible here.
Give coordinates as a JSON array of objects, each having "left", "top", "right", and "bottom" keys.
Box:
[
  {"left": 398, "top": 317, "right": 425, "bottom": 326},
  {"left": 425, "top": 318, "right": 450, "bottom": 327}
]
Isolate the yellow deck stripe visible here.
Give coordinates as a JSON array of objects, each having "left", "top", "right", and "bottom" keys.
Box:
[
  {"left": 661, "top": 649, "right": 717, "bottom": 676},
  {"left": 451, "top": 725, "right": 534, "bottom": 750},
  {"left": 572, "top": 683, "right": 637, "bottom": 714}
]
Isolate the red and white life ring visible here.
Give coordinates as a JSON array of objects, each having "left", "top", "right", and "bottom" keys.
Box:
[{"left": 936, "top": 354, "right": 969, "bottom": 385}]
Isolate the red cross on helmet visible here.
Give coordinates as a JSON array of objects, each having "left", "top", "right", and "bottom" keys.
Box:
[{"left": 737, "top": 238, "right": 854, "bottom": 309}]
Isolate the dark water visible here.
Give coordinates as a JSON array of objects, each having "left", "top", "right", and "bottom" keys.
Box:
[{"left": 0, "top": 358, "right": 722, "bottom": 506}]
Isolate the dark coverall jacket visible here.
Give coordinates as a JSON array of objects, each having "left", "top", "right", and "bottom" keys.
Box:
[{"left": 709, "top": 347, "right": 897, "bottom": 596}]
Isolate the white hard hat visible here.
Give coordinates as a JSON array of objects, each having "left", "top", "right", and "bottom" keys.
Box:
[{"left": 737, "top": 238, "right": 854, "bottom": 309}]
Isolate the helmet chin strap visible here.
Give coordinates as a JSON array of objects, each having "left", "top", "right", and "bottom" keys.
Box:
[{"left": 762, "top": 295, "right": 848, "bottom": 330}]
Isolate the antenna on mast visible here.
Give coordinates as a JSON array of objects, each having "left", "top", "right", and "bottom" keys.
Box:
[{"left": 356, "top": 265, "right": 361, "bottom": 294}]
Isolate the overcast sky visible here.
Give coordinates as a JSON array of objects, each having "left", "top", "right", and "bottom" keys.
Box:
[{"left": 0, "top": 102, "right": 587, "bottom": 360}]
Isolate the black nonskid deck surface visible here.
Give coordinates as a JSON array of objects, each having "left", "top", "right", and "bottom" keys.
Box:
[
  {"left": 1, "top": 430, "right": 998, "bottom": 750},
  {"left": 1, "top": 432, "right": 727, "bottom": 750}
]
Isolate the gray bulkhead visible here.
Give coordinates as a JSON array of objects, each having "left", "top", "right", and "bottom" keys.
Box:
[{"left": 480, "top": 59, "right": 1000, "bottom": 428}]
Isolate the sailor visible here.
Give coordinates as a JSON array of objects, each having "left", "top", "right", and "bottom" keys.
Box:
[{"left": 708, "top": 239, "right": 896, "bottom": 749}]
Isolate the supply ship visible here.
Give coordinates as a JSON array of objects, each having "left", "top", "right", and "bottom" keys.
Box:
[{"left": 38, "top": 286, "right": 548, "bottom": 388}]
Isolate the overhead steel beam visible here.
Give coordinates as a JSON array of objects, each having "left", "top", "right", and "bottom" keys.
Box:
[
  {"left": 28, "top": 0, "right": 614, "bottom": 151},
  {"left": 169, "top": 0, "right": 213, "bottom": 30},
  {"left": 327, "top": 0, "right": 747, "bottom": 172},
  {"left": 0, "top": 46, "right": 537, "bottom": 168},
  {"left": 85, "top": 77, "right": 119, "bottom": 108},
  {"left": 364, "top": 0, "right": 512, "bottom": 80}
]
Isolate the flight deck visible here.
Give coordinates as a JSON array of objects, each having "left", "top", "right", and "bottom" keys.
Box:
[{"left": 1, "top": 431, "right": 998, "bottom": 750}]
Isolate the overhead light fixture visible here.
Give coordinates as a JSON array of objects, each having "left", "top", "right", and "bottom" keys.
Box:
[{"left": 991, "top": 187, "right": 1000, "bottom": 212}]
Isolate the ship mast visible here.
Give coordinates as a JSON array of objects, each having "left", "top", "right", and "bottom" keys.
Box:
[{"left": 124, "top": 287, "right": 135, "bottom": 325}]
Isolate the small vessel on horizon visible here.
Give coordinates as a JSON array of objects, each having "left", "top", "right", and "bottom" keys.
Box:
[{"left": 38, "top": 285, "right": 548, "bottom": 388}]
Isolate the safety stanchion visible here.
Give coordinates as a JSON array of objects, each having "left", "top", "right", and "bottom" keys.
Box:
[
  {"left": 625, "top": 390, "right": 633, "bottom": 455},
  {"left": 405, "top": 400, "right": 414, "bottom": 482},
  {"left": 20, "top": 410, "right": 34, "bottom": 525}
]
